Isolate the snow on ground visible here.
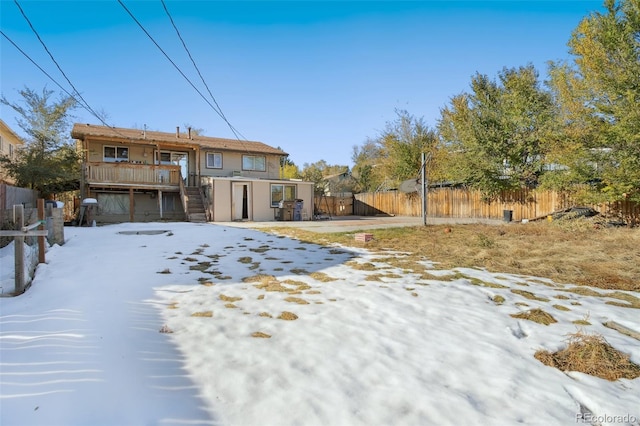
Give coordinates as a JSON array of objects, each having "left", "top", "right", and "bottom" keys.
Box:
[{"left": 0, "top": 222, "right": 638, "bottom": 426}]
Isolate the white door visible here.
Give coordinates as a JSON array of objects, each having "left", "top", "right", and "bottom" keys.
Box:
[{"left": 232, "top": 182, "right": 251, "bottom": 221}]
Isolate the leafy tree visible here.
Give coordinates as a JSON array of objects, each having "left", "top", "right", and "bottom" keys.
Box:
[
  {"left": 548, "top": 0, "right": 640, "bottom": 201},
  {"left": 377, "top": 110, "right": 441, "bottom": 186},
  {"left": 301, "top": 160, "right": 349, "bottom": 193},
  {"left": 438, "top": 65, "right": 555, "bottom": 196},
  {"left": 351, "top": 139, "right": 383, "bottom": 192},
  {"left": 352, "top": 110, "right": 443, "bottom": 192},
  {"left": 0, "top": 87, "right": 80, "bottom": 196}
]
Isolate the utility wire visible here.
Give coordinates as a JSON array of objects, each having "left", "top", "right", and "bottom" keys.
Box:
[
  {"left": 119, "top": 0, "right": 248, "bottom": 142},
  {"left": 160, "top": 0, "right": 246, "bottom": 140},
  {"left": 1, "top": 29, "right": 133, "bottom": 142},
  {"left": 13, "top": 0, "right": 110, "bottom": 129},
  {"left": 1, "top": 30, "right": 78, "bottom": 103}
]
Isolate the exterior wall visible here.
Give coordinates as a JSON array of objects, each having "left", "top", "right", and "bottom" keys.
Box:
[
  {"left": 200, "top": 150, "right": 282, "bottom": 180},
  {"left": 88, "top": 191, "right": 184, "bottom": 223},
  {"left": 86, "top": 141, "right": 157, "bottom": 165},
  {"left": 212, "top": 179, "right": 233, "bottom": 222},
  {"left": 252, "top": 180, "right": 278, "bottom": 221},
  {"left": 0, "top": 120, "right": 24, "bottom": 185},
  {"left": 203, "top": 177, "right": 314, "bottom": 222}
]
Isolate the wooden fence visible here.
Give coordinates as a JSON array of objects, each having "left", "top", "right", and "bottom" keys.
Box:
[
  {"left": 354, "top": 188, "right": 639, "bottom": 222},
  {"left": 313, "top": 195, "right": 354, "bottom": 217}
]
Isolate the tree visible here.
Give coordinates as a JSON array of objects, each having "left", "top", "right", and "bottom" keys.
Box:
[
  {"left": 351, "top": 139, "right": 383, "bottom": 192},
  {"left": 438, "top": 65, "right": 555, "bottom": 196},
  {"left": 548, "top": 0, "right": 640, "bottom": 201},
  {"left": 300, "top": 160, "right": 349, "bottom": 193},
  {"left": 0, "top": 87, "right": 79, "bottom": 196},
  {"left": 377, "top": 110, "right": 441, "bottom": 186},
  {"left": 352, "top": 110, "right": 443, "bottom": 192}
]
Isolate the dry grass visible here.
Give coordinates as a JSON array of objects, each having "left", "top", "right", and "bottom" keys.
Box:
[
  {"left": 534, "top": 332, "right": 640, "bottom": 381},
  {"left": 492, "top": 295, "right": 506, "bottom": 305},
  {"left": 510, "top": 308, "right": 557, "bottom": 325},
  {"left": 284, "top": 296, "right": 309, "bottom": 305},
  {"left": 268, "top": 223, "right": 640, "bottom": 291},
  {"left": 510, "top": 289, "right": 550, "bottom": 302},
  {"left": 251, "top": 331, "right": 271, "bottom": 338},
  {"left": 278, "top": 311, "right": 298, "bottom": 320},
  {"left": 219, "top": 294, "right": 242, "bottom": 302},
  {"left": 309, "top": 272, "right": 338, "bottom": 282},
  {"left": 191, "top": 311, "right": 213, "bottom": 317}
]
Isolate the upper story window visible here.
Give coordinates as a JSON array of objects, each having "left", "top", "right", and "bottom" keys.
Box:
[
  {"left": 9, "top": 143, "right": 14, "bottom": 158},
  {"left": 104, "top": 146, "right": 129, "bottom": 162},
  {"left": 206, "top": 152, "right": 222, "bottom": 169},
  {"left": 242, "top": 154, "right": 266, "bottom": 171}
]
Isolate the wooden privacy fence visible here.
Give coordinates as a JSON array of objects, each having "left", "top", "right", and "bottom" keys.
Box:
[
  {"left": 354, "top": 188, "right": 639, "bottom": 222},
  {"left": 313, "top": 195, "right": 354, "bottom": 217}
]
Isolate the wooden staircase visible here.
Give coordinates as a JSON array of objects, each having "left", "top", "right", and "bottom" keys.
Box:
[{"left": 183, "top": 186, "right": 207, "bottom": 223}]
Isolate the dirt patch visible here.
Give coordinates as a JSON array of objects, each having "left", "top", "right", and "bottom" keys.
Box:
[
  {"left": 251, "top": 331, "right": 271, "bottom": 338},
  {"left": 535, "top": 332, "right": 640, "bottom": 381}
]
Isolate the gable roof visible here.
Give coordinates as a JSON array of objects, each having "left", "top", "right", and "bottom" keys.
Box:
[{"left": 71, "top": 123, "right": 288, "bottom": 156}]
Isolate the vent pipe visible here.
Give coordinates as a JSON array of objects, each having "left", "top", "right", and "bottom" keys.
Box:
[
  {"left": 176, "top": 126, "right": 180, "bottom": 138},
  {"left": 188, "top": 127, "right": 192, "bottom": 140}
]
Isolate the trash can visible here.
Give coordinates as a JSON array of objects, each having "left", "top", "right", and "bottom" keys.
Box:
[
  {"left": 503, "top": 209, "right": 513, "bottom": 222},
  {"left": 293, "top": 199, "right": 304, "bottom": 221},
  {"left": 278, "top": 200, "right": 295, "bottom": 221}
]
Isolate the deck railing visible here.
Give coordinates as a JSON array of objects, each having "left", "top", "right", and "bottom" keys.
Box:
[{"left": 84, "top": 162, "right": 182, "bottom": 186}]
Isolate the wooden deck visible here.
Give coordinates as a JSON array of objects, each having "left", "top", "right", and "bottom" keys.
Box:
[{"left": 84, "top": 162, "right": 182, "bottom": 190}]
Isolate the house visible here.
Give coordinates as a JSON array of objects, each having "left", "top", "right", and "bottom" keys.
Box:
[
  {"left": 0, "top": 119, "right": 24, "bottom": 185},
  {"left": 71, "top": 124, "right": 314, "bottom": 223},
  {"left": 321, "top": 170, "right": 357, "bottom": 196}
]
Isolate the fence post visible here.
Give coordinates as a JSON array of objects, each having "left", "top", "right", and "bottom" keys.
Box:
[
  {"left": 14, "top": 204, "right": 25, "bottom": 294},
  {"left": 38, "top": 199, "right": 45, "bottom": 264}
]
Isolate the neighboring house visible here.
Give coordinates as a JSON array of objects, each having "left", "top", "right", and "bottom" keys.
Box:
[
  {"left": 0, "top": 119, "right": 24, "bottom": 185},
  {"left": 71, "top": 124, "right": 314, "bottom": 223},
  {"left": 322, "top": 171, "right": 357, "bottom": 196}
]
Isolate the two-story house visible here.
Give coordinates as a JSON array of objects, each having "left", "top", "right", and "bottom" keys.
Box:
[
  {"left": 71, "top": 123, "right": 314, "bottom": 223},
  {"left": 0, "top": 119, "right": 24, "bottom": 185}
]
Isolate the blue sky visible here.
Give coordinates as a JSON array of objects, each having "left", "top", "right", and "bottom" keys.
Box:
[{"left": 1, "top": 1, "right": 603, "bottom": 167}]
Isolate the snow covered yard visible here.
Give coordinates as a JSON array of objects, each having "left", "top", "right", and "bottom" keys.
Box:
[{"left": 1, "top": 222, "right": 638, "bottom": 426}]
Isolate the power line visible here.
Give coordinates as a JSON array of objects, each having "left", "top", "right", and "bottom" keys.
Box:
[
  {"left": 0, "top": 29, "right": 134, "bottom": 142},
  {"left": 1, "top": 31, "right": 77, "bottom": 103},
  {"left": 13, "top": 0, "right": 107, "bottom": 128},
  {"left": 118, "top": 0, "right": 247, "bottom": 141},
  {"left": 159, "top": 0, "right": 246, "bottom": 140}
]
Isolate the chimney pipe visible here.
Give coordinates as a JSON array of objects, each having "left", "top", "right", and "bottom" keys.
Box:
[
  {"left": 176, "top": 126, "right": 180, "bottom": 138},
  {"left": 188, "top": 127, "right": 192, "bottom": 140}
]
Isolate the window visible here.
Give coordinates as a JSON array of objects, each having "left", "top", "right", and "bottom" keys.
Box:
[
  {"left": 242, "top": 155, "right": 266, "bottom": 171},
  {"left": 104, "top": 146, "right": 129, "bottom": 162},
  {"left": 9, "top": 143, "right": 14, "bottom": 158},
  {"left": 0, "top": 136, "right": 3, "bottom": 152},
  {"left": 206, "top": 152, "right": 222, "bottom": 169},
  {"left": 270, "top": 184, "right": 296, "bottom": 207}
]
